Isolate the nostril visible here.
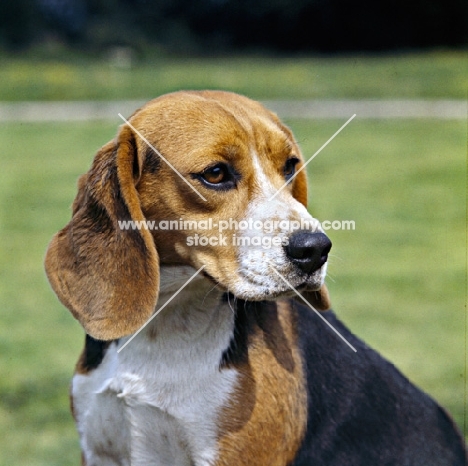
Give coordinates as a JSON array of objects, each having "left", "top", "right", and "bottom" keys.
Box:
[{"left": 284, "top": 231, "right": 332, "bottom": 274}]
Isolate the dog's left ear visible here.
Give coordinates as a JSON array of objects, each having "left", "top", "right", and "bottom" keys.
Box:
[
  {"left": 298, "top": 286, "right": 332, "bottom": 311},
  {"left": 292, "top": 159, "right": 332, "bottom": 311}
]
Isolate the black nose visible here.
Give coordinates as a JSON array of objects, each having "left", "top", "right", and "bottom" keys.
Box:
[{"left": 284, "top": 231, "right": 332, "bottom": 274}]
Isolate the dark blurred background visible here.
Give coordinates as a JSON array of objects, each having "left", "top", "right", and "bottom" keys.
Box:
[{"left": 1, "top": 0, "right": 467, "bottom": 54}]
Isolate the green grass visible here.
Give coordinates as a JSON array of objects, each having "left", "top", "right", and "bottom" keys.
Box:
[
  {"left": 1, "top": 50, "right": 467, "bottom": 101},
  {"left": 0, "top": 122, "right": 116, "bottom": 466},
  {"left": 0, "top": 116, "right": 465, "bottom": 465}
]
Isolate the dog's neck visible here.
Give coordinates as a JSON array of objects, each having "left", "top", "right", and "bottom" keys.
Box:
[
  {"left": 123, "top": 265, "right": 235, "bottom": 353},
  {"left": 155, "top": 265, "right": 228, "bottom": 327}
]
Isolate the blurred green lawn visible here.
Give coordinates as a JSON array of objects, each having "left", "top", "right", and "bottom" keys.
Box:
[
  {"left": 0, "top": 118, "right": 464, "bottom": 465},
  {"left": 0, "top": 52, "right": 466, "bottom": 465},
  {"left": 0, "top": 50, "right": 467, "bottom": 100}
]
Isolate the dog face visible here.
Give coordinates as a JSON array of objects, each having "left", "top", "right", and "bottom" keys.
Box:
[{"left": 45, "top": 91, "right": 331, "bottom": 340}]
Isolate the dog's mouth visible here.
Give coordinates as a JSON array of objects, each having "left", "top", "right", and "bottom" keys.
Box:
[
  {"left": 202, "top": 269, "right": 220, "bottom": 285},
  {"left": 297, "top": 280, "right": 321, "bottom": 292},
  {"left": 200, "top": 264, "right": 325, "bottom": 302},
  {"left": 277, "top": 275, "right": 323, "bottom": 296}
]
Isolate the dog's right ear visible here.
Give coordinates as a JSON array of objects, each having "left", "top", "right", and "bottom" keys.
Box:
[{"left": 44, "top": 125, "right": 160, "bottom": 340}]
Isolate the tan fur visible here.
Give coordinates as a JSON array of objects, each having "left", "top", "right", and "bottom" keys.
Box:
[
  {"left": 45, "top": 90, "right": 329, "bottom": 341},
  {"left": 217, "top": 300, "right": 307, "bottom": 465}
]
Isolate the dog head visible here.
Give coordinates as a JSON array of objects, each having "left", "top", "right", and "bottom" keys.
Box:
[{"left": 45, "top": 91, "right": 331, "bottom": 340}]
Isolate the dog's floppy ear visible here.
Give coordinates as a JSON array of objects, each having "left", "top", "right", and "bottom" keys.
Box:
[
  {"left": 299, "top": 286, "right": 332, "bottom": 312},
  {"left": 45, "top": 125, "right": 159, "bottom": 340},
  {"left": 292, "top": 159, "right": 332, "bottom": 311}
]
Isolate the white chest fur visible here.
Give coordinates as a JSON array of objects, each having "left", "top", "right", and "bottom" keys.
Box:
[{"left": 72, "top": 272, "right": 238, "bottom": 466}]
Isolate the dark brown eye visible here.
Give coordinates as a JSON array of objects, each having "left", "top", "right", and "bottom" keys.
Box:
[
  {"left": 202, "top": 164, "right": 227, "bottom": 184},
  {"left": 193, "top": 163, "right": 239, "bottom": 191},
  {"left": 283, "top": 157, "right": 300, "bottom": 181}
]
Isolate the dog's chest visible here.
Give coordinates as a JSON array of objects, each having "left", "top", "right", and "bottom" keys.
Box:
[{"left": 72, "top": 297, "right": 238, "bottom": 466}]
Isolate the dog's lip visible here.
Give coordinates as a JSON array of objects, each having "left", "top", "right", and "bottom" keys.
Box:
[
  {"left": 202, "top": 270, "right": 222, "bottom": 286},
  {"left": 298, "top": 280, "right": 322, "bottom": 291},
  {"left": 200, "top": 269, "right": 290, "bottom": 300}
]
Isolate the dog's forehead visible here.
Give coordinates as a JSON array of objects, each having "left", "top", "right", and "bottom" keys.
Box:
[{"left": 129, "top": 91, "right": 294, "bottom": 161}]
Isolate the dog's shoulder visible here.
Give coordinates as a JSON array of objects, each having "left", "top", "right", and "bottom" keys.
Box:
[{"left": 290, "top": 301, "right": 467, "bottom": 465}]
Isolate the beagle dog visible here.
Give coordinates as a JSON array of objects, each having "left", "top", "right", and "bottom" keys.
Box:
[{"left": 45, "top": 91, "right": 466, "bottom": 465}]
